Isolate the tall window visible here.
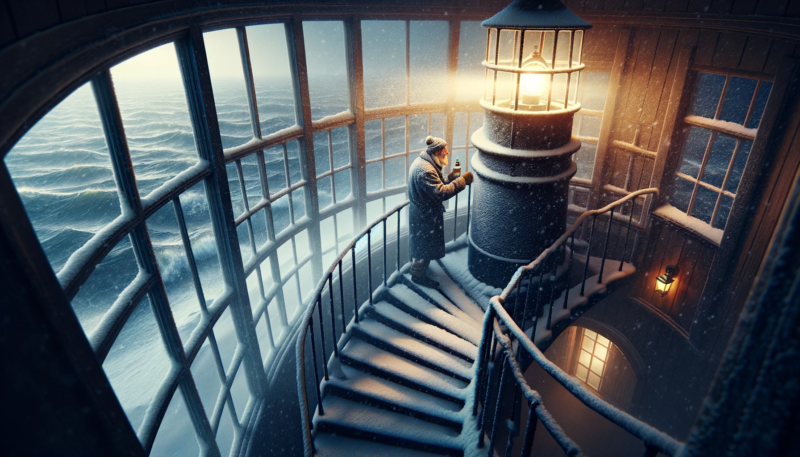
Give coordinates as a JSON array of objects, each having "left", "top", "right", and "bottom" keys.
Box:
[
  {"left": 670, "top": 72, "right": 772, "bottom": 231},
  {"left": 576, "top": 329, "right": 611, "bottom": 391}
]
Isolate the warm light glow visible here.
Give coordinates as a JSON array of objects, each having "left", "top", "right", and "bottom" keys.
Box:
[
  {"left": 655, "top": 275, "right": 674, "bottom": 297},
  {"left": 520, "top": 72, "right": 546, "bottom": 104}
]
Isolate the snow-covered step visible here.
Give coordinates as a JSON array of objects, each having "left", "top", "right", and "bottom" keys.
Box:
[
  {"left": 352, "top": 318, "right": 474, "bottom": 382},
  {"left": 368, "top": 301, "right": 478, "bottom": 362},
  {"left": 429, "top": 261, "right": 489, "bottom": 323},
  {"left": 387, "top": 284, "right": 482, "bottom": 345},
  {"left": 400, "top": 276, "right": 482, "bottom": 328},
  {"left": 315, "top": 396, "right": 462, "bottom": 456},
  {"left": 339, "top": 338, "right": 469, "bottom": 405},
  {"left": 325, "top": 364, "right": 463, "bottom": 429},
  {"left": 314, "top": 433, "right": 447, "bottom": 457}
]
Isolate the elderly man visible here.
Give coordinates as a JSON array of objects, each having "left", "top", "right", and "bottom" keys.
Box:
[{"left": 407, "top": 136, "right": 474, "bottom": 288}]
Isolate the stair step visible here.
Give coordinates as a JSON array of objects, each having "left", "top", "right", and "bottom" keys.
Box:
[
  {"left": 340, "top": 338, "right": 468, "bottom": 405},
  {"left": 400, "top": 276, "right": 482, "bottom": 328},
  {"left": 352, "top": 318, "right": 473, "bottom": 381},
  {"left": 429, "top": 261, "right": 488, "bottom": 323},
  {"left": 388, "top": 284, "right": 482, "bottom": 345},
  {"left": 369, "top": 301, "right": 478, "bottom": 362},
  {"left": 314, "top": 433, "right": 447, "bottom": 457},
  {"left": 325, "top": 364, "right": 462, "bottom": 430},
  {"left": 315, "top": 396, "right": 462, "bottom": 456}
]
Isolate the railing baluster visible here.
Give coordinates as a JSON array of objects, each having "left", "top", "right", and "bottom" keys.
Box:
[
  {"left": 474, "top": 308, "right": 495, "bottom": 417},
  {"left": 328, "top": 274, "right": 338, "bottom": 358},
  {"left": 367, "top": 230, "right": 374, "bottom": 306},
  {"left": 521, "top": 271, "right": 533, "bottom": 326},
  {"left": 383, "top": 219, "right": 388, "bottom": 286},
  {"left": 520, "top": 402, "right": 538, "bottom": 457},
  {"left": 512, "top": 278, "right": 522, "bottom": 326},
  {"left": 339, "top": 260, "right": 345, "bottom": 331},
  {"left": 598, "top": 206, "right": 615, "bottom": 284},
  {"left": 504, "top": 385, "right": 520, "bottom": 457},
  {"left": 477, "top": 349, "right": 495, "bottom": 447},
  {"left": 352, "top": 246, "right": 359, "bottom": 324},
  {"left": 581, "top": 215, "right": 596, "bottom": 296},
  {"left": 620, "top": 201, "right": 635, "bottom": 271},
  {"left": 564, "top": 235, "right": 574, "bottom": 309},
  {"left": 546, "top": 260, "right": 557, "bottom": 331},
  {"left": 397, "top": 208, "right": 401, "bottom": 272},
  {"left": 488, "top": 354, "right": 510, "bottom": 456},
  {"left": 453, "top": 193, "right": 459, "bottom": 242},
  {"left": 315, "top": 297, "right": 329, "bottom": 381},
  {"left": 467, "top": 184, "right": 472, "bottom": 238},
  {"left": 308, "top": 321, "right": 324, "bottom": 416}
]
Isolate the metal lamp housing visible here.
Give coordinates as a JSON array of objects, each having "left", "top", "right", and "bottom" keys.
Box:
[
  {"left": 467, "top": 0, "right": 592, "bottom": 287},
  {"left": 654, "top": 264, "right": 679, "bottom": 297}
]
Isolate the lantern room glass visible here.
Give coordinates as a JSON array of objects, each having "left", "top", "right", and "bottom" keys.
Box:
[{"left": 484, "top": 27, "right": 585, "bottom": 112}]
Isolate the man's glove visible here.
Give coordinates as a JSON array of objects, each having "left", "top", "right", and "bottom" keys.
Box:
[
  {"left": 462, "top": 172, "right": 474, "bottom": 185},
  {"left": 447, "top": 171, "right": 459, "bottom": 182}
]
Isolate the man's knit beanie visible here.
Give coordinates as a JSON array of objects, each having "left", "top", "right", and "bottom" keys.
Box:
[{"left": 425, "top": 136, "right": 447, "bottom": 154}]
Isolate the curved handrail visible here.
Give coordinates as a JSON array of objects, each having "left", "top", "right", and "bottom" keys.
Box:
[
  {"left": 295, "top": 200, "right": 409, "bottom": 455},
  {"left": 473, "top": 188, "right": 685, "bottom": 457}
]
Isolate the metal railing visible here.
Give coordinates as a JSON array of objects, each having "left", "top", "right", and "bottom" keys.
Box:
[
  {"left": 295, "top": 185, "right": 473, "bottom": 455},
  {"left": 471, "top": 188, "right": 685, "bottom": 457}
]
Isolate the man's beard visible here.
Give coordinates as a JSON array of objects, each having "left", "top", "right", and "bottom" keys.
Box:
[{"left": 436, "top": 153, "right": 448, "bottom": 167}]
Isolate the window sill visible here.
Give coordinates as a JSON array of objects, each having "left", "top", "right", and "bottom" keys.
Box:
[{"left": 652, "top": 204, "right": 723, "bottom": 246}]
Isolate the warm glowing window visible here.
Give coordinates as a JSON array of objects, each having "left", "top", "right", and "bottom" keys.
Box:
[
  {"left": 670, "top": 72, "right": 772, "bottom": 230},
  {"left": 575, "top": 329, "right": 611, "bottom": 391}
]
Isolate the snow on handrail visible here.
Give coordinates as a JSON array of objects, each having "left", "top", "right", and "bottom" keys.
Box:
[{"left": 484, "top": 188, "right": 684, "bottom": 456}]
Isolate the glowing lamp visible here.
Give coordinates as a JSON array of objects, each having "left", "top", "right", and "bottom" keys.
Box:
[
  {"left": 655, "top": 265, "right": 679, "bottom": 297},
  {"left": 481, "top": 0, "right": 591, "bottom": 113}
]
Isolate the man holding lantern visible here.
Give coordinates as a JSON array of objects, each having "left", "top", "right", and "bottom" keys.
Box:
[{"left": 406, "top": 136, "right": 474, "bottom": 289}]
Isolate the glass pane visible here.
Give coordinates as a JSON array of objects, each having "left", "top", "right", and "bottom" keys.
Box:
[
  {"left": 250, "top": 208, "right": 269, "bottom": 250},
  {"left": 4, "top": 83, "right": 121, "bottom": 274},
  {"left": 265, "top": 144, "right": 288, "bottom": 195},
  {"left": 332, "top": 126, "right": 351, "bottom": 169},
  {"left": 494, "top": 70, "right": 517, "bottom": 107},
  {"left": 385, "top": 116, "right": 406, "bottom": 156},
  {"left": 363, "top": 20, "right": 407, "bottom": 108},
  {"left": 725, "top": 141, "right": 753, "bottom": 194},
  {"left": 581, "top": 335, "right": 594, "bottom": 351},
  {"left": 230, "top": 364, "right": 250, "bottom": 421},
  {"left": 313, "top": 131, "right": 331, "bottom": 176},
  {"left": 241, "top": 155, "right": 262, "bottom": 210},
  {"left": 720, "top": 76, "right": 757, "bottom": 125},
  {"left": 71, "top": 235, "right": 138, "bottom": 336},
  {"left": 679, "top": 127, "right": 712, "bottom": 178},
  {"left": 267, "top": 297, "right": 285, "bottom": 344},
  {"left": 292, "top": 187, "right": 307, "bottom": 221},
  {"left": 226, "top": 162, "right": 245, "bottom": 217},
  {"left": 746, "top": 81, "right": 773, "bottom": 129},
  {"left": 431, "top": 113, "right": 445, "bottom": 139},
  {"left": 385, "top": 156, "right": 407, "bottom": 188},
  {"left": 299, "top": 261, "right": 314, "bottom": 300},
  {"left": 246, "top": 269, "right": 264, "bottom": 309},
  {"left": 409, "top": 114, "right": 428, "bottom": 150},
  {"left": 148, "top": 203, "right": 203, "bottom": 345},
  {"left": 366, "top": 199, "right": 384, "bottom": 226},
  {"left": 574, "top": 143, "right": 597, "bottom": 180},
  {"left": 594, "top": 343, "right": 608, "bottom": 361},
  {"left": 365, "top": 120, "right": 382, "bottom": 160},
  {"left": 456, "top": 21, "right": 486, "bottom": 102},
  {"left": 277, "top": 240, "right": 296, "bottom": 270},
  {"left": 554, "top": 30, "right": 572, "bottom": 69},
  {"left": 214, "top": 306, "right": 238, "bottom": 372},
  {"left": 584, "top": 329, "right": 597, "bottom": 339},
  {"left": 587, "top": 372, "right": 601, "bottom": 390},
  {"left": 236, "top": 222, "right": 252, "bottom": 265},
  {"left": 590, "top": 357, "right": 605, "bottom": 375},
  {"left": 320, "top": 216, "right": 336, "bottom": 253},
  {"left": 272, "top": 194, "right": 291, "bottom": 235},
  {"left": 150, "top": 386, "right": 199, "bottom": 457},
  {"left": 303, "top": 21, "right": 349, "bottom": 120},
  {"left": 715, "top": 195, "right": 735, "bottom": 230},
  {"left": 579, "top": 349, "right": 591, "bottom": 367},
  {"left": 203, "top": 29, "right": 252, "bottom": 150},
  {"left": 410, "top": 21, "right": 448, "bottom": 104},
  {"left": 286, "top": 141, "right": 303, "bottom": 185},
  {"left": 579, "top": 115, "right": 602, "bottom": 138},
  {"left": 701, "top": 134, "right": 737, "bottom": 189},
  {"left": 334, "top": 169, "right": 352, "bottom": 202},
  {"left": 690, "top": 72, "right": 726, "bottom": 119},
  {"left": 103, "top": 295, "right": 170, "bottom": 433},
  {"left": 596, "top": 334, "right": 610, "bottom": 346},
  {"left": 367, "top": 162, "right": 382, "bottom": 192},
  {"left": 337, "top": 209, "right": 355, "bottom": 248},
  {"left": 283, "top": 277, "right": 302, "bottom": 320},
  {"left": 256, "top": 312, "right": 274, "bottom": 361},
  {"left": 114, "top": 43, "right": 203, "bottom": 196},
  {"left": 691, "top": 185, "right": 718, "bottom": 224},
  {"left": 497, "top": 29, "right": 518, "bottom": 66},
  {"left": 318, "top": 175, "right": 333, "bottom": 210},
  {"left": 259, "top": 260, "right": 274, "bottom": 291},
  {"left": 671, "top": 176, "right": 694, "bottom": 213},
  {"left": 295, "top": 230, "right": 311, "bottom": 260},
  {"left": 216, "top": 404, "right": 235, "bottom": 457},
  {"left": 180, "top": 182, "right": 225, "bottom": 304},
  {"left": 576, "top": 363, "right": 589, "bottom": 382},
  {"left": 453, "top": 112, "right": 468, "bottom": 148},
  {"left": 246, "top": 24, "right": 297, "bottom": 135},
  {"left": 190, "top": 338, "right": 222, "bottom": 420},
  {"left": 572, "top": 30, "right": 584, "bottom": 67}
]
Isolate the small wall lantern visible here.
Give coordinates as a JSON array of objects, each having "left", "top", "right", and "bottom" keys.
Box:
[{"left": 655, "top": 264, "right": 679, "bottom": 297}]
